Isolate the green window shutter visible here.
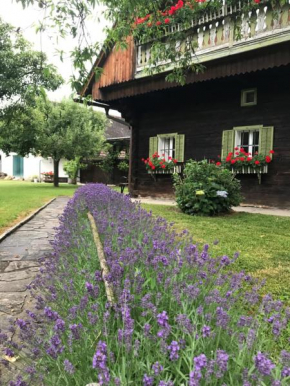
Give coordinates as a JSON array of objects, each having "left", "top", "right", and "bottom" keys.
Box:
[
  {"left": 221, "top": 130, "right": 234, "bottom": 159},
  {"left": 175, "top": 134, "right": 185, "bottom": 162},
  {"left": 149, "top": 136, "right": 158, "bottom": 157},
  {"left": 259, "top": 126, "right": 274, "bottom": 157}
]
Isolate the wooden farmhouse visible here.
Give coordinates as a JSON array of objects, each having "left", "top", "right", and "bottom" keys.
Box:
[{"left": 81, "top": 2, "right": 290, "bottom": 207}]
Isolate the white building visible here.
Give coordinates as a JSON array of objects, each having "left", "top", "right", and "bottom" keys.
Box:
[{"left": 0, "top": 151, "right": 67, "bottom": 180}]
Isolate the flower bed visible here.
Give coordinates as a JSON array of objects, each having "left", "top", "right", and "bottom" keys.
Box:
[{"left": 5, "top": 184, "right": 290, "bottom": 386}]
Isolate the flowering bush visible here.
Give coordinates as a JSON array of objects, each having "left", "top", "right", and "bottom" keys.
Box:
[
  {"left": 142, "top": 152, "right": 178, "bottom": 172},
  {"left": 4, "top": 184, "right": 290, "bottom": 385},
  {"left": 218, "top": 148, "right": 274, "bottom": 171},
  {"left": 174, "top": 160, "right": 242, "bottom": 215}
]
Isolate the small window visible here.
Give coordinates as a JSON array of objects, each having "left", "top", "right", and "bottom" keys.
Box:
[
  {"left": 158, "top": 136, "right": 175, "bottom": 161},
  {"left": 241, "top": 89, "right": 257, "bottom": 107},
  {"left": 235, "top": 129, "right": 259, "bottom": 156}
]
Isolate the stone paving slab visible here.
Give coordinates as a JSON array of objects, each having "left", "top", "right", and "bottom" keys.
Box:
[{"left": 0, "top": 196, "right": 70, "bottom": 384}]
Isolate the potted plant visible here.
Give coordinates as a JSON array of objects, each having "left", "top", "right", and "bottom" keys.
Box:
[{"left": 41, "top": 171, "right": 54, "bottom": 183}]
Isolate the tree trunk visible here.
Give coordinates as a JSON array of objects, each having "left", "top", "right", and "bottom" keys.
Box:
[{"left": 53, "top": 159, "right": 60, "bottom": 188}]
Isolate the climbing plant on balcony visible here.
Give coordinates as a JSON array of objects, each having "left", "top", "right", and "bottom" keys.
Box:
[{"left": 16, "top": 0, "right": 288, "bottom": 89}]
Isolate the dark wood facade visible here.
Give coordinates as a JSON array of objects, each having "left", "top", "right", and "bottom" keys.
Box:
[
  {"left": 121, "top": 65, "right": 290, "bottom": 207},
  {"left": 82, "top": 36, "right": 290, "bottom": 207}
]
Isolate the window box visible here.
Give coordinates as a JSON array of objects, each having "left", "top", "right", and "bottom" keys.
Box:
[
  {"left": 148, "top": 165, "right": 182, "bottom": 174},
  {"left": 231, "top": 165, "right": 268, "bottom": 174}
]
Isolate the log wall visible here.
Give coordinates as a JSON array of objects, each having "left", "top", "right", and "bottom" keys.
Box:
[{"left": 127, "top": 65, "right": 290, "bottom": 208}]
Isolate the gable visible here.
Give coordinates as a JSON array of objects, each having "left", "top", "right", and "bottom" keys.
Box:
[{"left": 83, "top": 36, "right": 135, "bottom": 100}]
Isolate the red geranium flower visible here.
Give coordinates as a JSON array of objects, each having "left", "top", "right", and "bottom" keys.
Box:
[
  {"left": 173, "top": 159, "right": 178, "bottom": 164},
  {"left": 231, "top": 159, "right": 236, "bottom": 164},
  {"left": 246, "top": 157, "right": 252, "bottom": 161},
  {"left": 254, "top": 160, "right": 260, "bottom": 165},
  {"left": 164, "top": 18, "right": 170, "bottom": 24},
  {"left": 240, "top": 157, "right": 245, "bottom": 161},
  {"left": 216, "top": 162, "right": 221, "bottom": 166},
  {"left": 151, "top": 165, "right": 155, "bottom": 170},
  {"left": 265, "top": 156, "right": 271, "bottom": 163},
  {"left": 235, "top": 152, "right": 240, "bottom": 155},
  {"left": 269, "top": 150, "right": 275, "bottom": 154},
  {"left": 234, "top": 147, "right": 239, "bottom": 150},
  {"left": 161, "top": 164, "right": 166, "bottom": 169},
  {"left": 156, "top": 21, "right": 162, "bottom": 26}
]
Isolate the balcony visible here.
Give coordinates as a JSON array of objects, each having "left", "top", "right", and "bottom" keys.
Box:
[{"left": 135, "top": 1, "right": 290, "bottom": 77}]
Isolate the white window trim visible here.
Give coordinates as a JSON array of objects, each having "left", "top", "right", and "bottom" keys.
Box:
[{"left": 157, "top": 134, "right": 176, "bottom": 161}]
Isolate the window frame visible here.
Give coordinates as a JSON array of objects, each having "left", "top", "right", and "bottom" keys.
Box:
[
  {"left": 157, "top": 132, "right": 178, "bottom": 161},
  {"left": 241, "top": 88, "right": 257, "bottom": 107},
  {"left": 234, "top": 125, "right": 262, "bottom": 156}
]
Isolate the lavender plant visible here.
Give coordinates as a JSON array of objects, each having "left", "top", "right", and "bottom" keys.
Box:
[{"left": 3, "top": 184, "right": 290, "bottom": 385}]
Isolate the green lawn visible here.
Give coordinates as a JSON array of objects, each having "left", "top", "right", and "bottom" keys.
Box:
[
  {"left": 142, "top": 204, "right": 290, "bottom": 301},
  {"left": 0, "top": 180, "right": 78, "bottom": 235}
]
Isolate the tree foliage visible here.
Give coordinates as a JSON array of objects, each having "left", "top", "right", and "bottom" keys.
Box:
[
  {"left": 0, "top": 18, "right": 63, "bottom": 106},
  {"left": 15, "top": 0, "right": 287, "bottom": 89},
  {"left": 0, "top": 99, "right": 108, "bottom": 186}
]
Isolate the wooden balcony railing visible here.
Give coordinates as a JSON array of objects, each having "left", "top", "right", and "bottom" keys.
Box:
[{"left": 135, "top": 1, "right": 290, "bottom": 76}]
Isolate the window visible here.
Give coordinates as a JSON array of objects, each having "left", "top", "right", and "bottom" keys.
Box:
[
  {"left": 149, "top": 133, "right": 185, "bottom": 162},
  {"left": 241, "top": 89, "right": 257, "bottom": 107},
  {"left": 221, "top": 126, "right": 274, "bottom": 159},
  {"left": 235, "top": 128, "right": 259, "bottom": 155},
  {"left": 158, "top": 136, "right": 175, "bottom": 161}
]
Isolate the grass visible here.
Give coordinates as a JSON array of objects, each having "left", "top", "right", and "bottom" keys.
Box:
[
  {"left": 142, "top": 204, "right": 290, "bottom": 301},
  {"left": 0, "top": 180, "right": 78, "bottom": 235}
]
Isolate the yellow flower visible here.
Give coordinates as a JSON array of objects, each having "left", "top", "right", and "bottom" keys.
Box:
[{"left": 196, "top": 190, "right": 205, "bottom": 196}]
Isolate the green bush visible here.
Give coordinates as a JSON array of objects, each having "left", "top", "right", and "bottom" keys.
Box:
[{"left": 173, "top": 160, "right": 242, "bottom": 216}]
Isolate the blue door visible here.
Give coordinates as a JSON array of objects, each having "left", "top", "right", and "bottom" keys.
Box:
[{"left": 13, "top": 155, "right": 24, "bottom": 177}]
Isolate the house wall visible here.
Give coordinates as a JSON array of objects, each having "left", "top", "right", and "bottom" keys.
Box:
[
  {"left": 0, "top": 151, "right": 67, "bottom": 180},
  {"left": 128, "top": 66, "right": 290, "bottom": 208}
]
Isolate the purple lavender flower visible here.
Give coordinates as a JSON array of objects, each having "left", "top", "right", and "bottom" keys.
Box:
[
  {"left": 202, "top": 325, "right": 211, "bottom": 337},
  {"left": 152, "top": 361, "right": 164, "bottom": 375},
  {"left": 64, "top": 359, "right": 75, "bottom": 374},
  {"left": 54, "top": 318, "right": 65, "bottom": 332},
  {"left": 143, "top": 374, "right": 154, "bottom": 386},
  {"left": 168, "top": 341, "right": 180, "bottom": 361},
  {"left": 282, "top": 367, "right": 290, "bottom": 378},
  {"left": 255, "top": 352, "right": 275, "bottom": 376},
  {"left": 9, "top": 376, "right": 28, "bottom": 386},
  {"left": 157, "top": 311, "right": 169, "bottom": 327},
  {"left": 4, "top": 347, "right": 14, "bottom": 357},
  {"left": 194, "top": 354, "right": 207, "bottom": 371}
]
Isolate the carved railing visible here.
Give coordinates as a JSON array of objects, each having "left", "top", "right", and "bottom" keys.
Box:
[{"left": 135, "top": 1, "right": 290, "bottom": 75}]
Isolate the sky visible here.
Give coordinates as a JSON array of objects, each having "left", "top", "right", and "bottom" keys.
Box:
[{"left": 0, "top": 0, "right": 108, "bottom": 102}]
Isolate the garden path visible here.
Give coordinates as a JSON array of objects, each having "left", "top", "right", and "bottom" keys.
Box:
[
  {"left": 132, "top": 198, "right": 290, "bottom": 217},
  {"left": 0, "top": 197, "right": 70, "bottom": 384}
]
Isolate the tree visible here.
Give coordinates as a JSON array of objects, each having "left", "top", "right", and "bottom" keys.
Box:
[
  {"left": 0, "top": 18, "right": 63, "bottom": 107},
  {"left": 15, "top": 0, "right": 276, "bottom": 88},
  {"left": 0, "top": 99, "right": 108, "bottom": 187}
]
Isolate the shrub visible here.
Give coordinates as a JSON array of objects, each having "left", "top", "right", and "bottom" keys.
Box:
[
  {"left": 5, "top": 185, "right": 290, "bottom": 386},
  {"left": 174, "top": 160, "right": 242, "bottom": 216}
]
